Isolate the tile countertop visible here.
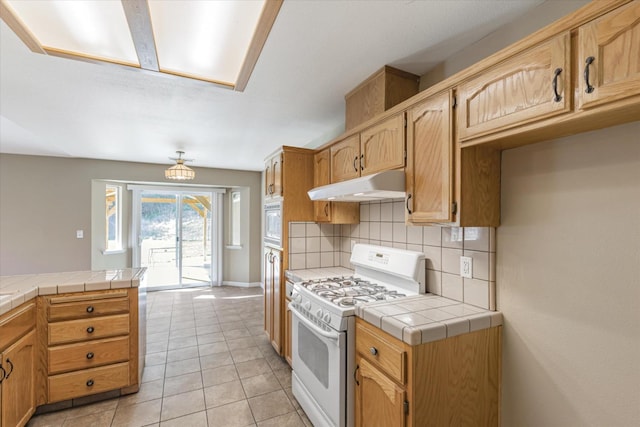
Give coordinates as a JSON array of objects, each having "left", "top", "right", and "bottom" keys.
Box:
[
  {"left": 0, "top": 268, "right": 147, "bottom": 316},
  {"left": 356, "top": 294, "right": 503, "bottom": 346}
]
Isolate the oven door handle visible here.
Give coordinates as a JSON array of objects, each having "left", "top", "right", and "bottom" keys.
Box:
[{"left": 289, "top": 303, "right": 341, "bottom": 343}]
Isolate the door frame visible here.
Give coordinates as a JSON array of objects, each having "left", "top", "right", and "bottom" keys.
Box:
[{"left": 128, "top": 184, "right": 225, "bottom": 288}]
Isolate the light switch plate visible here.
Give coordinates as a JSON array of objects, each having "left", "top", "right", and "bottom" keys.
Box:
[
  {"left": 76, "top": 230, "right": 84, "bottom": 239},
  {"left": 460, "top": 256, "right": 473, "bottom": 279}
]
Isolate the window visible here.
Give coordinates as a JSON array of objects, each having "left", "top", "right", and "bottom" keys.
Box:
[
  {"left": 230, "top": 191, "right": 241, "bottom": 246},
  {"left": 106, "top": 185, "right": 122, "bottom": 251}
]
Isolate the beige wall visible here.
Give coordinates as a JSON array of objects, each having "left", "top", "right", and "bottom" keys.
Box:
[
  {"left": 0, "top": 154, "right": 262, "bottom": 285},
  {"left": 418, "top": 1, "right": 639, "bottom": 424},
  {"left": 499, "top": 122, "right": 640, "bottom": 426}
]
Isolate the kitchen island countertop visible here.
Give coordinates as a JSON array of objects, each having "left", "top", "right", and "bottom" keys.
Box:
[{"left": 0, "top": 268, "right": 146, "bottom": 315}]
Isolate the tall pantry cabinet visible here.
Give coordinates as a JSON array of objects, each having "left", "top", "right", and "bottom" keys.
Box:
[{"left": 263, "top": 147, "right": 315, "bottom": 356}]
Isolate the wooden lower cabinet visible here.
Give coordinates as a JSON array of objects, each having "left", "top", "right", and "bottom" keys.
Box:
[
  {"left": 264, "top": 247, "right": 282, "bottom": 353},
  {"left": 284, "top": 300, "right": 292, "bottom": 366},
  {"left": 1, "top": 329, "right": 36, "bottom": 427},
  {"left": 354, "top": 318, "right": 501, "bottom": 427},
  {"left": 40, "top": 288, "right": 140, "bottom": 404}
]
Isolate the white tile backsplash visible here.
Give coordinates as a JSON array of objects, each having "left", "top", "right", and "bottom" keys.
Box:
[{"left": 287, "top": 204, "right": 497, "bottom": 310}]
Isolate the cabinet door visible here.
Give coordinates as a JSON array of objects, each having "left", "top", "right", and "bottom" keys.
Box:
[
  {"left": 355, "top": 356, "right": 405, "bottom": 427},
  {"left": 313, "top": 149, "right": 332, "bottom": 222},
  {"left": 330, "top": 134, "right": 361, "bottom": 182},
  {"left": 284, "top": 301, "right": 292, "bottom": 366},
  {"left": 264, "top": 160, "right": 273, "bottom": 197},
  {"left": 406, "top": 91, "right": 454, "bottom": 223},
  {"left": 457, "top": 32, "right": 571, "bottom": 142},
  {"left": 271, "top": 154, "right": 283, "bottom": 198},
  {"left": 270, "top": 249, "right": 282, "bottom": 354},
  {"left": 263, "top": 248, "right": 273, "bottom": 339},
  {"left": 360, "top": 113, "right": 405, "bottom": 176},
  {"left": 578, "top": 1, "right": 640, "bottom": 110},
  {"left": 1, "top": 330, "right": 36, "bottom": 427}
]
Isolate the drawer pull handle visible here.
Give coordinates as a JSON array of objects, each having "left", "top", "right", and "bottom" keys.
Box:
[
  {"left": 86, "top": 352, "right": 94, "bottom": 360},
  {"left": 0, "top": 364, "right": 5, "bottom": 383},
  {"left": 370, "top": 347, "right": 378, "bottom": 356},
  {"left": 5, "top": 359, "right": 14, "bottom": 379},
  {"left": 86, "top": 305, "right": 95, "bottom": 313},
  {"left": 86, "top": 379, "right": 94, "bottom": 387},
  {"left": 87, "top": 326, "right": 95, "bottom": 334}
]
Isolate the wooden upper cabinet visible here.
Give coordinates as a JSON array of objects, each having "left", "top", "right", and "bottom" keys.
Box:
[
  {"left": 457, "top": 32, "right": 571, "bottom": 142},
  {"left": 578, "top": 1, "right": 640, "bottom": 110},
  {"left": 360, "top": 113, "right": 405, "bottom": 176},
  {"left": 405, "top": 91, "right": 454, "bottom": 223},
  {"left": 330, "top": 134, "right": 361, "bottom": 183},
  {"left": 314, "top": 149, "right": 331, "bottom": 222},
  {"left": 264, "top": 153, "right": 283, "bottom": 199}
]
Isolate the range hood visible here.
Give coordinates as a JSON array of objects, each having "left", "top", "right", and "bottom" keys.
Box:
[{"left": 308, "top": 170, "right": 405, "bottom": 202}]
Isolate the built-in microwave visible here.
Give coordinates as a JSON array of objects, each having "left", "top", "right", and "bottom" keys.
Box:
[{"left": 264, "top": 201, "right": 282, "bottom": 248}]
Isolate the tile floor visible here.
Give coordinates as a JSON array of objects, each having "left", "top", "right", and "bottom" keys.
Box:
[{"left": 27, "top": 286, "right": 311, "bottom": 427}]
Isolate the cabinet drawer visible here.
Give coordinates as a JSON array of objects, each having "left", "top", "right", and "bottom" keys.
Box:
[
  {"left": 48, "top": 362, "right": 129, "bottom": 403},
  {"left": 48, "top": 292, "right": 129, "bottom": 321},
  {"left": 0, "top": 301, "right": 35, "bottom": 351},
  {"left": 49, "top": 314, "right": 130, "bottom": 345},
  {"left": 48, "top": 336, "right": 129, "bottom": 375},
  {"left": 356, "top": 320, "right": 406, "bottom": 384}
]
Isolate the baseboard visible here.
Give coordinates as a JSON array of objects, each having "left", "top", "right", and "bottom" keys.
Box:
[{"left": 222, "top": 281, "right": 262, "bottom": 288}]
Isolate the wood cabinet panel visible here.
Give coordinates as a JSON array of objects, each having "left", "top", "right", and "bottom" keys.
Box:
[
  {"left": 48, "top": 336, "right": 129, "bottom": 375},
  {"left": 264, "top": 153, "right": 283, "bottom": 198},
  {"left": 47, "top": 362, "right": 129, "bottom": 403},
  {"left": 355, "top": 356, "right": 405, "bottom": 427},
  {"left": 330, "top": 134, "right": 361, "bottom": 182},
  {"left": 48, "top": 314, "right": 130, "bottom": 345},
  {"left": 578, "top": 1, "right": 640, "bottom": 110},
  {"left": 1, "top": 329, "right": 36, "bottom": 427},
  {"left": 47, "top": 292, "right": 129, "bottom": 321},
  {"left": 360, "top": 113, "right": 405, "bottom": 175},
  {"left": 406, "top": 91, "right": 454, "bottom": 223},
  {"left": 0, "top": 302, "right": 35, "bottom": 351},
  {"left": 458, "top": 32, "right": 571, "bottom": 142}
]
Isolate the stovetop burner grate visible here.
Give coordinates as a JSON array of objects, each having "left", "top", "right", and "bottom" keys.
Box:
[{"left": 299, "top": 276, "right": 408, "bottom": 307}]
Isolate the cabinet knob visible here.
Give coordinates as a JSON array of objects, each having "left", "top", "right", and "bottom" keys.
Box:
[
  {"left": 86, "top": 379, "right": 94, "bottom": 387},
  {"left": 87, "top": 326, "right": 95, "bottom": 334},
  {"left": 370, "top": 347, "right": 378, "bottom": 356},
  {"left": 86, "top": 305, "right": 94, "bottom": 313},
  {"left": 86, "top": 352, "right": 94, "bottom": 360}
]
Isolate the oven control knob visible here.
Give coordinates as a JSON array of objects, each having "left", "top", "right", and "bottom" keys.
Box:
[
  {"left": 323, "top": 313, "right": 331, "bottom": 323},
  {"left": 304, "top": 302, "right": 311, "bottom": 311},
  {"left": 316, "top": 308, "right": 323, "bottom": 318}
]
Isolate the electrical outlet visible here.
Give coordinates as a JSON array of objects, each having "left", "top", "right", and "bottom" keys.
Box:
[
  {"left": 76, "top": 230, "right": 84, "bottom": 239},
  {"left": 460, "top": 256, "right": 473, "bottom": 279}
]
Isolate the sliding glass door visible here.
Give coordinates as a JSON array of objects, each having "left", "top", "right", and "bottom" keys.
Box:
[{"left": 133, "top": 189, "right": 218, "bottom": 290}]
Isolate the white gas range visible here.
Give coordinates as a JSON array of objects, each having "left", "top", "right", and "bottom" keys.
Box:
[{"left": 289, "top": 244, "right": 425, "bottom": 427}]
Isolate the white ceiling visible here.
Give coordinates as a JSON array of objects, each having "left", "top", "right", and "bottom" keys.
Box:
[{"left": 0, "top": 0, "right": 545, "bottom": 172}]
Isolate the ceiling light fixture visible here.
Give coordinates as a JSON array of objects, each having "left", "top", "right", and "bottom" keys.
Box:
[
  {"left": 165, "top": 151, "right": 195, "bottom": 181},
  {"left": 0, "top": 0, "right": 283, "bottom": 91}
]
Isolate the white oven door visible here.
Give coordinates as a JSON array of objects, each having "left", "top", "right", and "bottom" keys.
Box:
[{"left": 290, "top": 304, "right": 346, "bottom": 427}]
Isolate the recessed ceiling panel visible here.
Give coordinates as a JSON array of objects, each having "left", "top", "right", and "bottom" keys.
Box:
[
  {"left": 148, "top": 0, "right": 265, "bottom": 85},
  {"left": 5, "top": 0, "right": 139, "bottom": 65}
]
